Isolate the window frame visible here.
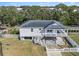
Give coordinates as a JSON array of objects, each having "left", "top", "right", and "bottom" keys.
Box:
[
  {"left": 31, "top": 28, "right": 33, "bottom": 32},
  {"left": 47, "top": 29, "right": 53, "bottom": 32}
]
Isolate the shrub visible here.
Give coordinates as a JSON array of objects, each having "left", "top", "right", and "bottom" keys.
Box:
[{"left": 9, "top": 27, "right": 19, "bottom": 34}]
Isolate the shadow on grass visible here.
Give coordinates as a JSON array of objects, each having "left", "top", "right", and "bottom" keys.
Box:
[{"left": 0, "top": 42, "right": 3, "bottom": 56}]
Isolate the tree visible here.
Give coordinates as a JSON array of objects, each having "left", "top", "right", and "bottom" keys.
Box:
[{"left": 55, "top": 3, "right": 68, "bottom": 11}]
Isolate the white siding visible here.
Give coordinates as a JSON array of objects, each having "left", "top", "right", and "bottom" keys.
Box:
[
  {"left": 20, "top": 27, "right": 43, "bottom": 37},
  {"left": 20, "top": 28, "right": 67, "bottom": 38}
]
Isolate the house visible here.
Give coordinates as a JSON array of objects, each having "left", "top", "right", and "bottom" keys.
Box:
[
  {"left": 41, "top": 7, "right": 55, "bottom": 10},
  {"left": 16, "top": 7, "right": 23, "bottom": 11},
  {"left": 19, "top": 20, "right": 68, "bottom": 46}
]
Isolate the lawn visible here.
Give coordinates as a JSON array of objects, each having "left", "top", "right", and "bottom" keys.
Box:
[
  {"left": 61, "top": 34, "right": 79, "bottom": 56},
  {"left": 1, "top": 34, "right": 79, "bottom": 56},
  {"left": 69, "top": 34, "right": 79, "bottom": 44},
  {"left": 0, "top": 38, "right": 46, "bottom": 56}
]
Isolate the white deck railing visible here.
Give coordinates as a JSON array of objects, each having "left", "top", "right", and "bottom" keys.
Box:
[
  {"left": 42, "top": 33, "right": 67, "bottom": 37},
  {"left": 46, "top": 47, "right": 79, "bottom": 52}
]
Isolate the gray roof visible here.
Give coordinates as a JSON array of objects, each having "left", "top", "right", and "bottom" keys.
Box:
[
  {"left": 21, "top": 20, "right": 54, "bottom": 28},
  {"left": 21, "top": 20, "right": 65, "bottom": 29},
  {"left": 46, "top": 21, "right": 65, "bottom": 29}
]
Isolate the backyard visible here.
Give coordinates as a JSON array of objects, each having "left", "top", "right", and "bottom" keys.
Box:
[
  {"left": 69, "top": 34, "right": 79, "bottom": 44},
  {"left": 0, "top": 38, "right": 46, "bottom": 56},
  {"left": 61, "top": 34, "right": 79, "bottom": 56},
  {"left": 0, "top": 34, "right": 79, "bottom": 56}
]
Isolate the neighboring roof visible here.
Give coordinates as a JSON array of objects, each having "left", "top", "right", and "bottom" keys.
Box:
[{"left": 21, "top": 20, "right": 65, "bottom": 29}]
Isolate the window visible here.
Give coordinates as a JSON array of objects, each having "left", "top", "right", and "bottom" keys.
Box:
[
  {"left": 39, "top": 28, "right": 41, "bottom": 30},
  {"left": 47, "top": 30, "right": 52, "bottom": 32},
  {"left": 24, "top": 37, "right": 32, "bottom": 39},
  {"left": 57, "top": 30, "right": 60, "bottom": 33},
  {"left": 31, "top": 28, "right": 33, "bottom": 32},
  {"left": 47, "top": 30, "right": 49, "bottom": 32}
]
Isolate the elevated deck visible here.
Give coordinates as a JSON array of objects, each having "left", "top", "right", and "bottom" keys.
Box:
[{"left": 42, "top": 33, "right": 67, "bottom": 37}]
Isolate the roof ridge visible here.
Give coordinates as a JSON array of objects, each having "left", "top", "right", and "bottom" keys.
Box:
[
  {"left": 20, "top": 20, "right": 55, "bottom": 28},
  {"left": 44, "top": 20, "right": 54, "bottom": 29}
]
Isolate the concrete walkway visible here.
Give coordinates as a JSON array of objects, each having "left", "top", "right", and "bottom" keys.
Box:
[
  {"left": 46, "top": 49, "right": 62, "bottom": 56},
  {"left": 45, "top": 45, "right": 62, "bottom": 56}
]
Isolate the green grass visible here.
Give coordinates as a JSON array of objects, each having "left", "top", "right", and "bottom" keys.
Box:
[
  {"left": 62, "top": 34, "right": 79, "bottom": 56},
  {"left": 0, "top": 38, "right": 46, "bottom": 56},
  {"left": 69, "top": 34, "right": 79, "bottom": 44}
]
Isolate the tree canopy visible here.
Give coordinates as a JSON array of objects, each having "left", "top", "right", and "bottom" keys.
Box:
[{"left": 0, "top": 3, "right": 79, "bottom": 27}]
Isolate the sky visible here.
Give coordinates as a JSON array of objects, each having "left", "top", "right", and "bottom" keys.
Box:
[{"left": 0, "top": 2, "right": 79, "bottom": 6}]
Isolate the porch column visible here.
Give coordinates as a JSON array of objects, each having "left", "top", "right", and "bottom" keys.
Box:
[
  {"left": 66, "top": 29, "right": 68, "bottom": 35},
  {"left": 32, "top": 37, "right": 33, "bottom": 41},
  {"left": 32, "top": 37, "right": 35, "bottom": 43},
  {"left": 20, "top": 37, "right": 25, "bottom": 40},
  {"left": 44, "top": 39, "right": 46, "bottom": 46}
]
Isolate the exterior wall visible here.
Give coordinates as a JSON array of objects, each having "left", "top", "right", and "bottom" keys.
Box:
[
  {"left": 19, "top": 27, "right": 67, "bottom": 46},
  {"left": 20, "top": 28, "right": 67, "bottom": 38},
  {"left": 42, "top": 29, "right": 67, "bottom": 37},
  {"left": 56, "top": 37, "right": 65, "bottom": 45},
  {"left": 45, "top": 29, "right": 57, "bottom": 34},
  {"left": 20, "top": 27, "right": 43, "bottom": 37},
  {"left": 43, "top": 29, "right": 57, "bottom": 37}
]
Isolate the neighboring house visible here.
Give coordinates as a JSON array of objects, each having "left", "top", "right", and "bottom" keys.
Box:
[
  {"left": 16, "top": 7, "right": 23, "bottom": 11},
  {"left": 19, "top": 20, "right": 68, "bottom": 46},
  {"left": 41, "top": 7, "right": 55, "bottom": 10},
  {"left": 73, "top": 8, "right": 79, "bottom": 12}
]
